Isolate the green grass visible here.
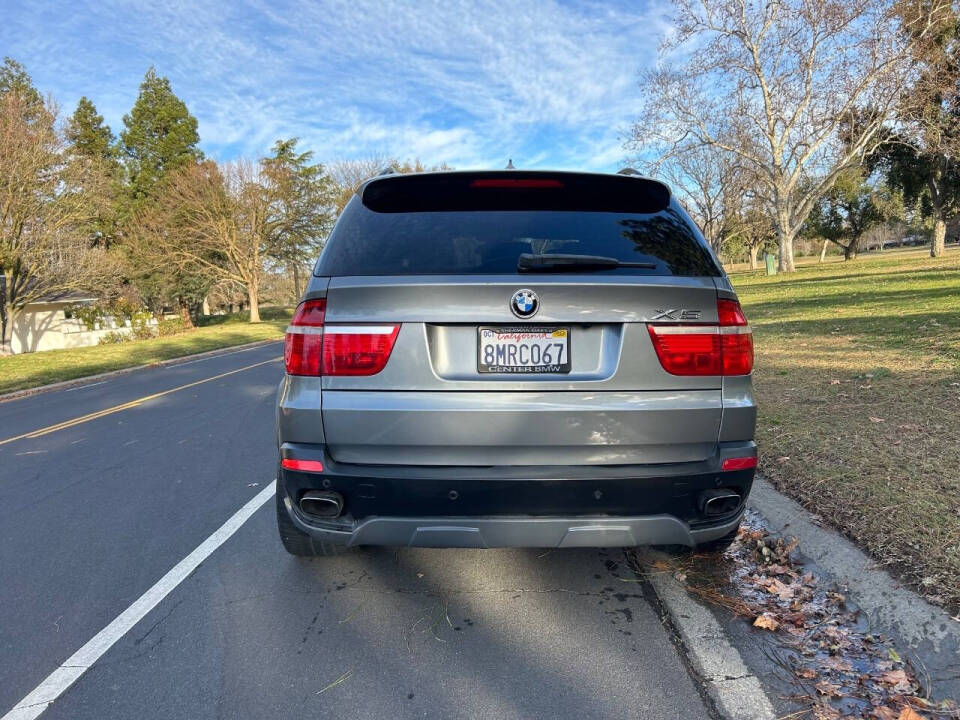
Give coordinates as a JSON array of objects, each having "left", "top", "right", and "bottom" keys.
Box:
[
  {"left": 0, "top": 306, "right": 292, "bottom": 395},
  {"left": 730, "top": 247, "right": 960, "bottom": 612}
]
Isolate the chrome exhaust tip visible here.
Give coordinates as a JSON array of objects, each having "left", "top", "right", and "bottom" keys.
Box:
[
  {"left": 299, "top": 491, "right": 344, "bottom": 519},
  {"left": 699, "top": 489, "right": 742, "bottom": 518}
]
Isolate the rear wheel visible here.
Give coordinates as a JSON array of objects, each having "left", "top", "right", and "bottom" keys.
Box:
[{"left": 275, "top": 485, "right": 346, "bottom": 557}]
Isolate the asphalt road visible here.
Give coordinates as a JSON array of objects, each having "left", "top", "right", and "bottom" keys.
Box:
[{"left": 0, "top": 343, "right": 715, "bottom": 719}]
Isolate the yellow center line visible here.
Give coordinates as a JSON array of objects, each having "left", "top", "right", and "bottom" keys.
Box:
[{"left": 0, "top": 356, "right": 282, "bottom": 447}]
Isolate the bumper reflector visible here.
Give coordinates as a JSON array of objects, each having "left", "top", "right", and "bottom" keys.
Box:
[
  {"left": 281, "top": 458, "right": 324, "bottom": 473},
  {"left": 721, "top": 456, "right": 757, "bottom": 471}
]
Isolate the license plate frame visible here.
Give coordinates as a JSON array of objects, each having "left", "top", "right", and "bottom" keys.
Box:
[{"left": 477, "top": 326, "right": 571, "bottom": 374}]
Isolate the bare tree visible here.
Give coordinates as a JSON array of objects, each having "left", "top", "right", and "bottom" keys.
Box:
[
  {"left": 131, "top": 160, "right": 278, "bottom": 323},
  {"left": 327, "top": 155, "right": 392, "bottom": 215},
  {"left": 0, "top": 91, "right": 114, "bottom": 351},
  {"left": 327, "top": 156, "right": 454, "bottom": 215},
  {"left": 631, "top": 0, "right": 949, "bottom": 271},
  {"left": 645, "top": 145, "right": 734, "bottom": 253}
]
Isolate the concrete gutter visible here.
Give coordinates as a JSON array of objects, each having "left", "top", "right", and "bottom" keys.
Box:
[
  {"left": 638, "top": 548, "right": 778, "bottom": 720},
  {"left": 749, "top": 476, "right": 960, "bottom": 702},
  {"left": 0, "top": 339, "right": 283, "bottom": 404}
]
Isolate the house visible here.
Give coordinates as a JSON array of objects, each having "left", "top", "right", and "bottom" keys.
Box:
[{"left": 6, "top": 290, "right": 106, "bottom": 354}]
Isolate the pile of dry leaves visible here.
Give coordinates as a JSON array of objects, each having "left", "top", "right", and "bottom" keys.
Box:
[{"left": 636, "top": 513, "right": 959, "bottom": 720}]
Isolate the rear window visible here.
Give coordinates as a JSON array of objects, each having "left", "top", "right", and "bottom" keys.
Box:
[{"left": 315, "top": 172, "right": 721, "bottom": 277}]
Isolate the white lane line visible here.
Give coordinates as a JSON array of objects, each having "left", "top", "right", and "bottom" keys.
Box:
[
  {"left": 63, "top": 381, "right": 106, "bottom": 393},
  {"left": 2, "top": 481, "right": 277, "bottom": 720}
]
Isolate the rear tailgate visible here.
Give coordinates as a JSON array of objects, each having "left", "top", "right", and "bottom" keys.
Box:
[
  {"left": 319, "top": 274, "right": 723, "bottom": 465},
  {"left": 312, "top": 171, "right": 727, "bottom": 466}
]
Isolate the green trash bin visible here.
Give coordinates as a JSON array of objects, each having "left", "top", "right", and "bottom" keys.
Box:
[{"left": 764, "top": 252, "right": 777, "bottom": 276}]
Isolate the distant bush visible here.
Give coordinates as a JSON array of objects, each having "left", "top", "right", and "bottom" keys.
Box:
[
  {"left": 71, "top": 305, "right": 105, "bottom": 331},
  {"left": 156, "top": 317, "right": 187, "bottom": 337},
  {"left": 98, "top": 331, "right": 129, "bottom": 345}
]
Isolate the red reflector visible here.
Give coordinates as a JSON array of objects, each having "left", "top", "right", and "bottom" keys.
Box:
[
  {"left": 470, "top": 178, "right": 564, "bottom": 189},
  {"left": 281, "top": 458, "right": 324, "bottom": 473},
  {"left": 721, "top": 456, "right": 757, "bottom": 471},
  {"left": 321, "top": 326, "right": 400, "bottom": 375}
]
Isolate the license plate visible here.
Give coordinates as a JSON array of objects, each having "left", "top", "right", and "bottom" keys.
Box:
[{"left": 477, "top": 326, "right": 571, "bottom": 374}]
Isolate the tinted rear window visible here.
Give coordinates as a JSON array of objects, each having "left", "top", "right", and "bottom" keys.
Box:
[{"left": 315, "top": 173, "right": 721, "bottom": 277}]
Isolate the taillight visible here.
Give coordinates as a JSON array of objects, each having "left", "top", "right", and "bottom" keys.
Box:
[
  {"left": 648, "top": 298, "right": 753, "bottom": 376},
  {"left": 284, "top": 299, "right": 400, "bottom": 376},
  {"left": 322, "top": 325, "right": 400, "bottom": 375}
]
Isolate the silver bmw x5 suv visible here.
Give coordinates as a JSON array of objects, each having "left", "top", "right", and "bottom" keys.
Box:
[{"left": 275, "top": 169, "right": 757, "bottom": 556}]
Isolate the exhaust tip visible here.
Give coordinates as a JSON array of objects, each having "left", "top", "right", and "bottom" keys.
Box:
[
  {"left": 699, "top": 489, "right": 742, "bottom": 518},
  {"left": 299, "top": 491, "right": 344, "bottom": 519}
]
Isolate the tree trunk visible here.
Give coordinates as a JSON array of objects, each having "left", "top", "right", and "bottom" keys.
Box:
[
  {"left": 932, "top": 216, "right": 946, "bottom": 257},
  {"left": 177, "top": 298, "right": 194, "bottom": 328},
  {"left": 844, "top": 240, "right": 858, "bottom": 261},
  {"left": 292, "top": 264, "right": 302, "bottom": 302},
  {"left": 775, "top": 206, "right": 796, "bottom": 272},
  {"left": 248, "top": 283, "right": 260, "bottom": 323},
  {"left": 0, "top": 306, "right": 13, "bottom": 355},
  {"left": 749, "top": 244, "right": 759, "bottom": 270},
  {"left": 201, "top": 295, "right": 210, "bottom": 316},
  {"left": 819, "top": 240, "right": 829, "bottom": 263}
]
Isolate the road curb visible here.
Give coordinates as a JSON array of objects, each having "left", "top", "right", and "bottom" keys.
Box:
[
  {"left": 636, "top": 548, "right": 777, "bottom": 720},
  {"left": 0, "top": 339, "right": 282, "bottom": 404},
  {"left": 749, "top": 476, "right": 960, "bottom": 702}
]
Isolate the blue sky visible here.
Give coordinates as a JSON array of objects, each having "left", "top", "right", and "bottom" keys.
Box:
[{"left": 3, "top": 0, "right": 673, "bottom": 170}]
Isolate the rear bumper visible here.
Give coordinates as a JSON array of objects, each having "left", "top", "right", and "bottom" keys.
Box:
[
  {"left": 282, "top": 493, "right": 744, "bottom": 548},
  {"left": 278, "top": 441, "right": 755, "bottom": 548}
]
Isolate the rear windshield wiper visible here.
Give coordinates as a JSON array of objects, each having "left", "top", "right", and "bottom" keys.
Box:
[{"left": 517, "top": 253, "right": 657, "bottom": 272}]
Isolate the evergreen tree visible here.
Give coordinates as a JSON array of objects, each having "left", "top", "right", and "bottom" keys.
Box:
[
  {"left": 66, "top": 97, "right": 115, "bottom": 161},
  {"left": 120, "top": 67, "right": 202, "bottom": 202},
  {"left": 0, "top": 57, "right": 42, "bottom": 106},
  {"left": 261, "top": 138, "right": 335, "bottom": 298}
]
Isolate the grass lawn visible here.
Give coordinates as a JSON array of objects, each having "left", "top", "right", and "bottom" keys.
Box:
[
  {"left": 0, "top": 306, "right": 291, "bottom": 395},
  {"left": 731, "top": 247, "right": 960, "bottom": 612}
]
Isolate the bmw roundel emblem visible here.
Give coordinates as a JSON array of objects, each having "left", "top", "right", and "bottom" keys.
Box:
[{"left": 510, "top": 288, "right": 539, "bottom": 318}]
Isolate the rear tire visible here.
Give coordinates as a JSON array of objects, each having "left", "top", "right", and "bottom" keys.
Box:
[{"left": 276, "top": 485, "right": 346, "bottom": 557}]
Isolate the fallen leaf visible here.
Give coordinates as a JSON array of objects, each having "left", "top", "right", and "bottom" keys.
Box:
[
  {"left": 830, "top": 379, "right": 841, "bottom": 385},
  {"left": 753, "top": 613, "right": 780, "bottom": 631},
  {"left": 878, "top": 668, "right": 914, "bottom": 693},
  {"left": 896, "top": 707, "right": 924, "bottom": 720},
  {"left": 888, "top": 647, "right": 902, "bottom": 663},
  {"left": 897, "top": 424, "right": 921, "bottom": 431},
  {"left": 796, "top": 667, "right": 817, "bottom": 679},
  {"left": 814, "top": 704, "right": 841, "bottom": 719},
  {"left": 777, "top": 456, "right": 790, "bottom": 463},
  {"left": 815, "top": 681, "right": 842, "bottom": 697},
  {"left": 873, "top": 708, "right": 898, "bottom": 720},
  {"left": 870, "top": 416, "right": 885, "bottom": 423}
]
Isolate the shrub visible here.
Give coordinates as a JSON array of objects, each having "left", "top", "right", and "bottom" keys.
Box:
[
  {"left": 72, "top": 305, "right": 105, "bottom": 331},
  {"left": 98, "top": 331, "right": 129, "bottom": 345},
  {"left": 156, "top": 317, "right": 187, "bottom": 337}
]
